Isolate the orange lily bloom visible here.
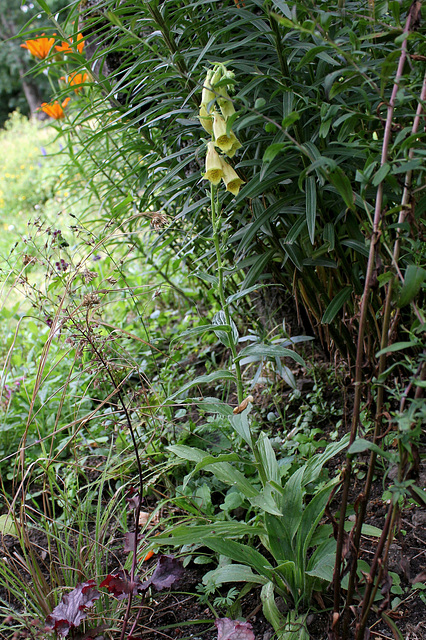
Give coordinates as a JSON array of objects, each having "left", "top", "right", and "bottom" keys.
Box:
[
  {"left": 61, "top": 72, "right": 89, "bottom": 93},
  {"left": 55, "top": 33, "right": 84, "bottom": 55},
  {"left": 39, "top": 97, "right": 71, "bottom": 120},
  {"left": 21, "top": 34, "right": 55, "bottom": 60}
]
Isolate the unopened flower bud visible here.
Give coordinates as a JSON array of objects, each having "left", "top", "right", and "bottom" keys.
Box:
[
  {"left": 201, "top": 69, "right": 215, "bottom": 110},
  {"left": 218, "top": 92, "right": 235, "bottom": 121},
  {"left": 199, "top": 104, "right": 213, "bottom": 134}
]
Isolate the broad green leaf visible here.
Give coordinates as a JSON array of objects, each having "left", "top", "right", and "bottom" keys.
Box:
[
  {"left": 194, "top": 271, "right": 219, "bottom": 285},
  {"left": 203, "top": 538, "right": 274, "bottom": 580},
  {"left": 249, "top": 484, "right": 283, "bottom": 516},
  {"left": 204, "top": 564, "right": 267, "bottom": 587},
  {"left": 348, "top": 438, "right": 395, "bottom": 462},
  {"left": 278, "top": 466, "right": 305, "bottom": 540},
  {"left": 306, "top": 176, "right": 317, "bottom": 244},
  {"left": 328, "top": 167, "right": 355, "bottom": 210},
  {"left": 227, "top": 285, "right": 262, "bottom": 305},
  {"left": 303, "top": 434, "right": 350, "bottom": 485},
  {"left": 168, "top": 444, "right": 207, "bottom": 463},
  {"left": 257, "top": 434, "right": 280, "bottom": 486},
  {"left": 236, "top": 344, "right": 305, "bottom": 367},
  {"left": 229, "top": 410, "right": 252, "bottom": 445},
  {"left": 271, "top": 0, "right": 292, "bottom": 20},
  {"left": 341, "top": 239, "right": 369, "bottom": 257},
  {"left": 261, "top": 582, "right": 287, "bottom": 633},
  {"left": 375, "top": 341, "right": 418, "bottom": 357},
  {"left": 205, "top": 462, "right": 258, "bottom": 497},
  {"left": 212, "top": 311, "right": 239, "bottom": 347},
  {"left": 183, "top": 453, "right": 241, "bottom": 489},
  {"left": 197, "top": 397, "right": 234, "bottom": 416},
  {"left": 156, "top": 522, "right": 266, "bottom": 546},
  {"left": 298, "top": 480, "right": 339, "bottom": 563},
  {"left": 305, "top": 553, "right": 335, "bottom": 581},
  {"left": 321, "top": 287, "right": 352, "bottom": 324},
  {"left": 361, "top": 524, "right": 383, "bottom": 537},
  {"left": 263, "top": 143, "right": 287, "bottom": 163},
  {"left": 241, "top": 250, "right": 275, "bottom": 289},
  {"left": 372, "top": 163, "right": 391, "bottom": 186},
  {"left": 167, "top": 370, "right": 236, "bottom": 401},
  {"left": 0, "top": 514, "right": 18, "bottom": 537},
  {"left": 281, "top": 112, "right": 300, "bottom": 129},
  {"left": 397, "top": 265, "right": 426, "bottom": 308}
]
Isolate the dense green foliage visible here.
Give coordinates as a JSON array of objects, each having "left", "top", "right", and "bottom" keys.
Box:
[{"left": 0, "top": 1, "right": 425, "bottom": 639}]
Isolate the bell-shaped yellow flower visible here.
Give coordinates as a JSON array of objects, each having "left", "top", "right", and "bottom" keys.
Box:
[
  {"left": 213, "top": 111, "right": 236, "bottom": 154},
  {"left": 203, "top": 141, "right": 224, "bottom": 185},
  {"left": 226, "top": 135, "right": 242, "bottom": 158},
  {"left": 221, "top": 159, "right": 245, "bottom": 196},
  {"left": 199, "top": 104, "right": 213, "bottom": 134}
]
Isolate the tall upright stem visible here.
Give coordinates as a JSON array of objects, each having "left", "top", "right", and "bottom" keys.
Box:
[
  {"left": 333, "top": 6, "right": 417, "bottom": 637},
  {"left": 211, "top": 184, "right": 244, "bottom": 404}
]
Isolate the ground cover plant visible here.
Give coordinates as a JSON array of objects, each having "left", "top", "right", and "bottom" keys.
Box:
[{"left": 0, "top": 0, "right": 425, "bottom": 639}]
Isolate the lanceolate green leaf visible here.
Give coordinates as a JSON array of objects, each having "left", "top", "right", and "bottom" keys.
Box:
[
  {"left": 397, "top": 265, "right": 426, "bottom": 308},
  {"left": 204, "top": 564, "right": 268, "bottom": 588},
  {"left": 236, "top": 344, "right": 305, "bottom": 367},
  {"left": 166, "top": 371, "right": 236, "bottom": 401},
  {"left": 306, "top": 176, "right": 317, "bottom": 243},
  {"left": 156, "top": 522, "right": 266, "bottom": 546},
  {"left": 321, "top": 287, "right": 352, "bottom": 324},
  {"left": 203, "top": 538, "right": 274, "bottom": 581}
]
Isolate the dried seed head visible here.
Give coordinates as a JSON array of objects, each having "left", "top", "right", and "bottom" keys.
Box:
[
  {"left": 82, "top": 293, "right": 100, "bottom": 307},
  {"left": 150, "top": 213, "right": 169, "bottom": 230},
  {"left": 81, "top": 268, "right": 98, "bottom": 283}
]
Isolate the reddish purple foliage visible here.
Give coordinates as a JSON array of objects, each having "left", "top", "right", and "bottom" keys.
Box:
[
  {"left": 45, "top": 580, "right": 101, "bottom": 637},
  {"left": 215, "top": 618, "right": 255, "bottom": 640},
  {"left": 125, "top": 487, "right": 141, "bottom": 511},
  {"left": 141, "top": 555, "right": 184, "bottom": 591},
  {"left": 99, "top": 570, "right": 142, "bottom": 599},
  {"left": 124, "top": 531, "right": 141, "bottom": 554}
]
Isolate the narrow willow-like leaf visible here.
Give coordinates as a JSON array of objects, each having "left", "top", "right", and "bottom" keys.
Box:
[
  {"left": 321, "top": 287, "right": 352, "bottom": 324},
  {"left": 167, "top": 371, "right": 236, "bottom": 401},
  {"left": 306, "top": 176, "right": 317, "bottom": 244}
]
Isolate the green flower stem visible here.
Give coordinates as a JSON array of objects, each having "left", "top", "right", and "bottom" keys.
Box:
[{"left": 210, "top": 183, "right": 243, "bottom": 405}]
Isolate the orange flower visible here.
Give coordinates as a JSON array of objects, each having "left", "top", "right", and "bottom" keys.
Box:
[
  {"left": 61, "top": 72, "right": 89, "bottom": 93},
  {"left": 39, "top": 97, "right": 71, "bottom": 120},
  {"left": 55, "top": 33, "right": 84, "bottom": 55},
  {"left": 143, "top": 550, "right": 154, "bottom": 562},
  {"left": 21, "top": 34, "right": 55, "bottom": 59}
]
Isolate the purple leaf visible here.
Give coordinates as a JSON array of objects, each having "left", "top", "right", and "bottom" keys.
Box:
[
  {"left": 100, "top": 571, "right": 142, "bottom": 599},
  {"left": 215, "top": 618, "right": 255, "bottom": 640},
  {"left": 124, "top": 532, "right": 141, "bottom": 554},
  {"left": 45, "top": 580, "right": 101, "bottom": 637},
  {"left": 125, "top": 487, "right": 141, "bottom": 512},
  {"left": 141, "top": 555, "right": 184, "bottom": 591}
]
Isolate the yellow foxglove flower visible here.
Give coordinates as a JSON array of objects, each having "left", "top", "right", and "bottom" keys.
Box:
[
  {"left": 198, "top": 104, "right": 213, "bottom": 134},
  {"left": 204, "top": 141, "right": 224, "bottom": 185},
  {"left": 213, "top": 111, "right": 234, "bottom": 153},
  {"left": 221, "top": 159, "right": 245, "bottom": 196},
  {"left": 226, "top": 134, "right": 242, "bottom": 158}
]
